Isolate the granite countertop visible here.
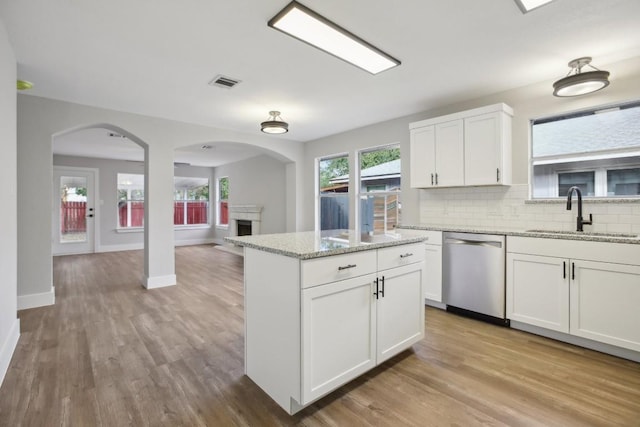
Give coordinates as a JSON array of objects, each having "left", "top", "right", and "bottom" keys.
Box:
[
  {"left": 224, "top": 230, "right": 427, "bottom": 260},
  {"left": 396, "top": 224, "right": 640, "bottom": 244}
]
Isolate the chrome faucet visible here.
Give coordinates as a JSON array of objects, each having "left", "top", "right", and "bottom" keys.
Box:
[{"left": 566, "top": 186, "right": 592, "bottom": 232}]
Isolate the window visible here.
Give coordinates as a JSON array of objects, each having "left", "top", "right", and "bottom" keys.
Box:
[
  {"left": 117, "top": 173, "right": 144, "bottom": 228},
  {"left": 531, "top": 101, "right": 640, "bottom": 198},
  {"left": 217, "top": 177, "right": 229, "bottom": 226},
  {"left": 358, "top": 145, "right": 401, "bottom": 235},
  {"left": 174, "top": 177, "right": 209, "bottom": 226},
  {"left": 318, "top": 154, "right": 349, "bottom": 231}
]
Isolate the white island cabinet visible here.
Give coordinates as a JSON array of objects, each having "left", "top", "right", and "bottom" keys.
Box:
[{"left": 226, "top": 232, "right": 426, "bottom": 415}]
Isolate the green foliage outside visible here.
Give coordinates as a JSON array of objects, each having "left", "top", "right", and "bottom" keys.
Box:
[
  {"left": 319, "top": 147, "right": 400, "bottom": 189},
  {"left": 219, "top": 177, "right": 229, "bottom": 200}
]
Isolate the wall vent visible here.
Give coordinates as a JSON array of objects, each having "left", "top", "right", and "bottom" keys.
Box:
[{"left": 209, "top": 75, "right": 241, "bottom": 89}]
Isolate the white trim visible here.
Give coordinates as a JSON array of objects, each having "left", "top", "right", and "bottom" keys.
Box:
[
  {"left": 409, "top": 103, "right": 513, "bottom": 129},
  {"left": 18, "top": 287, "right": 55, "bottom": 310},
  {"left": 511, "top": 320, "right": 640, "bottom": 363},
  {"left": 0, "top": 318, "right": 20, "bottom": 388},
  {"left": 98, "top": 243, "right": 144, "bottom": 253},
  {"left": 175, "top": 238, "right": 215, "bottom": 247},
  {"left": 144, "top": 274, "right": 177, "bottom": 289}
]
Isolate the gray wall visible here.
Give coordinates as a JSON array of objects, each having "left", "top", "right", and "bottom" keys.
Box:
[
  {"left": 0, "top": 18, "right": 19, "bottom": 387},
  {"left": 213, "top": 154, "right": 288, "bottom": 242},
  {"left": 302, "top": 56, "right": 640, "bottom": 230},
  {"left": 53, "top": 155, "right": 216, "bottom": 251}
]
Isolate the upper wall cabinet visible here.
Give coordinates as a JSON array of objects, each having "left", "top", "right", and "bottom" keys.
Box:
[{"left": 409, "top": 103, "right": 513, "bottom": 188}]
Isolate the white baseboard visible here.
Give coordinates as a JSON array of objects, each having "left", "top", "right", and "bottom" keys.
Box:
[
  {"left": 0, "top": 319, "right": 20, "bottom": 388},
  {"left": 175, "top": 238, "right": 215, "bottom": 247},
  {"left": 18, "top": 287, "right": 55, "bottom": 310},
  {"left": 425, "top": 299, "right": 447, "bottom": 310},
  {"left": 98, "top": 243, "right": 144, "bottom": 253},
  {"left": 212, "top": 238, "right": 225, "bottom": 245},
  {"left": 511, "top": 321, "right": 640, "bottom": 363},
  {"left": 144, "top": 274, "right": 177, "bottom": 289}
]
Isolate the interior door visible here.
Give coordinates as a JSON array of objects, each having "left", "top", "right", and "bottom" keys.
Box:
[{"left": 52, "top": 167, "right": 96, "bottom": 255}]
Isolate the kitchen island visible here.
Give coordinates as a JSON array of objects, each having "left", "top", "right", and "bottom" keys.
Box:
[{"left": 225, "top": 230, "right": 427, "bottom": 414}]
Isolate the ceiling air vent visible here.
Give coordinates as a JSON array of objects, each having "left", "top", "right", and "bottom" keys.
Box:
[{"left": 209, "top": 75, "right": 241, "bottom": 89}]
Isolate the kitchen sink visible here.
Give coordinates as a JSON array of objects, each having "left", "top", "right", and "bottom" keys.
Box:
[{"left": 525, "top": 229, "right": 638, "bottom": 238}]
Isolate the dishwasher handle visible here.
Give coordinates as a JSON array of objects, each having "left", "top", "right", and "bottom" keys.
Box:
[{"left": 444, "top": 238, "right": 503, "bottom": 249}]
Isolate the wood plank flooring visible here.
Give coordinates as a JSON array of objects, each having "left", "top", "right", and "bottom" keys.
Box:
[{"left": 1, "top": 245, "right": 639, "bottom": 426}]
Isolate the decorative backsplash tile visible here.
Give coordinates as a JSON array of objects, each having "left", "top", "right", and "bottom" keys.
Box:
[{"left": 418, "top": 184, "right": 640, "bottom": 233}]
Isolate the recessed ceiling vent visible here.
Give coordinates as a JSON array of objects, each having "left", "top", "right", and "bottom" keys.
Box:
[{"left": 209, "top": 75, "right": 241, "bottom": 89}]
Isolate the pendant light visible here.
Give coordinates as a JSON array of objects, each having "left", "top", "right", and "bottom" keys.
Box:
[
  {"left": 553, "top": 57, "right": 610, "bottom": 97},
  {"left": 260, "top": 111, "right": 289, "bottom": 134}
]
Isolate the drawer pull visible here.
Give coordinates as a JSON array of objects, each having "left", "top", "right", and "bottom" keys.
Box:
[
  {"left": 338, "top": 264, "right": 357, "bottom": 271},
  {"left": 400, "top": 253, "right": 414, "bottom": 258}
]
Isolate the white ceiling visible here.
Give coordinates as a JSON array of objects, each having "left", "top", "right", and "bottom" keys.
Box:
[{"left": 3, "top": 0, "right": 640, "bottom": 166}]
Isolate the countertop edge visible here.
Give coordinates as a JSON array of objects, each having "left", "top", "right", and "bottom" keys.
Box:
[
  {"left": 396, "top": 225, "right": 640, "bottom": 244},
  {"left": 224, "top": 235, "right": 427, "bottom": 259}
]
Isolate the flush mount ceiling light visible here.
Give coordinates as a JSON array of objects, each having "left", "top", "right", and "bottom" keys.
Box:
[
  {"left": 268, "top": 1, "right": 400, "bottom": 75},
  {"left": 553, "top": 57, "right": 610, "bottom": 97},
  {"left": 514, "top": 0, "right": 555, "bottom": 13},
  {"left": 261, "top": 111, "right": 289, "bottom": 134}
]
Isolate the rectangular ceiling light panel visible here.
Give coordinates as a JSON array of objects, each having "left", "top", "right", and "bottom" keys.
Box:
[
  {"left": 268, "top": 1, "right": 400, "bottom": 75},
  {"left": 514, "top": 0, "right": 555, "bottom": 13}
]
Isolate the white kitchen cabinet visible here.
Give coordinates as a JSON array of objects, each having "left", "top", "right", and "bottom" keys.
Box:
[
  {"left": 409, "top": 120, "right": 463, "bottom": 188},
  {"left": 570, "top": 260, "right": 640, "bottom": 352},
  {"left": 506, "top": 236, "right": 640, "bottom": 354},
  {"left": 376, "top": 262, "right": 425, "bottom": 363},
  {"left": 243, "top": 241, "right": 425, "bottom": 415},
  {"left": 302, "top": 273, "right": 377, "bottom": 403},
  {"left": 409, "top": 103, "right": 512, "bottom": 188},
  {"left": 464, "top": 111, "right": 512, "bottom": 186},
  {"left": 506, "top": 253, "right": 569, "bottom": 333}
]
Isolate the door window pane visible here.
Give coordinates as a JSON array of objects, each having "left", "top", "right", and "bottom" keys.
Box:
[
  {"left": 319, "top": 155, "right": 349, "bottom": 231},
  {"left": 60, "top": 176, "right": 87, "bottom": 243},
  {"left": 607, "top": 168, "right": 640, "bottom": 196},
  {"left": 558, "top": 171, "right": 595, "bottom": 197},
  {"left": 359, "top": 145, "right": 401, "bottom": 235}
]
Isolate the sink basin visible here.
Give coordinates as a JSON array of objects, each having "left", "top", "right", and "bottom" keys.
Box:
[{"left": 525, "top": 229, "right": 638, "bottom": 238}]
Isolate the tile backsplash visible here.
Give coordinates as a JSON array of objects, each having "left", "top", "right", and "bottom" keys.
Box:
[{"left": 418, "top": 184, "right": 640, "bottom": 234}]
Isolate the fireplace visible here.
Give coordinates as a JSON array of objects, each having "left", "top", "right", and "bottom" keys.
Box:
[
  {"left": 237, "top": 220, "right": 252, "bottom": 236},
  {"left": 228, "top": 205, "right": 263, "bottom": 237}
]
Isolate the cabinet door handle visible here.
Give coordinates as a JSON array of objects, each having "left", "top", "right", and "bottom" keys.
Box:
[
  {"left": 497, "top": 168, "right": 500, "bottom": 183},
  {"left": 431, "top": 173, "right": 434, "bottom": 185},
  {"left": 380, "top": 276, "right": 385, "bottom": 298},
  {"left": 373, "top": 277, "right": 379, "bottom": 299},
  {"left": 338, "top": 264, "right": 356, "bottom": 271},
  {"left": 435, "top": 173, "right": 439, "bottom": 185},
  {"left": 563, "top": 261, "right": 566, "bottom": 279},
  {"left": 572, "top": 262, "right": 575, "bottom": 280},
  {"left": 400, "top": 253, "right": 413, "bottom": 258}
]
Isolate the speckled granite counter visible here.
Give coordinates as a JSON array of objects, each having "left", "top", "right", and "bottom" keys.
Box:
[
  {"left": 224, "top": 230, "right": 427, "bottom": 259},
  {"left": 396, "top": 225, "right": 640, "bottom": 244}
]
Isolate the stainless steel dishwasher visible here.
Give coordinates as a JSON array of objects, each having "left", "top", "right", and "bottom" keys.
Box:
[{"left": 443, "top": 232, "right": 508, "bottom": 325}]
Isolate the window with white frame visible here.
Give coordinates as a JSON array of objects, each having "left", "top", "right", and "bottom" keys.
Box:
[
  {"left": 531, "top": 101, "right": 640, "bottom": 198},
  {"left": 117, "top": 173, "right": 144, "bottom": 228},
  {"left": 318, "top": 154, "right": 349, "bottom": 231},
  {"left": 358, "top": 145, "right": 401, "bottom": 235},
  {"left": 217, "top": 177, "right": 229, "bottom": 227},
  {"left": 174, "top": 177, "right": 209, "bottom": 226}
]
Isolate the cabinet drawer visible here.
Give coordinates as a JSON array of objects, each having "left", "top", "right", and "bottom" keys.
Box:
[
  {"left": 302, "top": 250, "right": 377, "bottom": 289},
  {"left": 377, "top": 243, "right": 425, "bottom": 271}
]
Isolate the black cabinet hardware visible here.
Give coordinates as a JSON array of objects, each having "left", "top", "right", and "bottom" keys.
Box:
[
  {"left": 373, "top": 278, "right": 379, "bottom": 299},
  {"left": 435, "top": 173, "right": 439, "bottom": 185},
  {"left": 400, "top": 253, "right": 413, "bottom": 258},
  {"left": 380, "top": 276, "right": 385, "bottom": 298},
  {"left": 497, "top": 168, "right": 500, "bottom": 182},
  {"left": 431, "top": 173, "right": 434, "bottom": 185},
  {"left": 572, "top": 262, "right": 575, "bottom": 280},
  {"left": 563, "top": 261, "right": 566, "bottom": 279},
  {"left": 338, "top": 264, "right": 356, "bottom": 271}
]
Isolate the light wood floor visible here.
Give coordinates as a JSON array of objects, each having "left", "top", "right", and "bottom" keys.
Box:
[{"left": 1, "top": 245, "right": 639, "bottom": 426}]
